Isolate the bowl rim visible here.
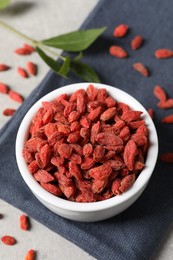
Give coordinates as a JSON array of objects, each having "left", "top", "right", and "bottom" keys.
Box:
[{"left": 15, "top": 82, "right": 158, "bottom": 212}]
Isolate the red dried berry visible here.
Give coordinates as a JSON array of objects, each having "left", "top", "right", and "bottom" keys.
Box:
[
  {"left": 131, "top": 35, "right": 144, "bottom": 50},
  {"left": 153, "top": 85, "right": 167, "bottom": 102},
  {"left": 109, "top": 45, "right": 128, "bottom": 58},
  {"left": 158, "top": 99, "right": 173, "bottom": 109},
  {"left": 155, "top": 49, "right": 173, "bottom": 59},
  {"left": 3, "top": 108, "right": 16, "bottom": 116},
  {"left": 147, "top": 108, "right": 154, "bottom": 119},
  {"left": 23, "top": 43, "right": 35, "bottom": 52},
  {"left": 0, "top": 64, "right": 10, "bottom": 71},
  {"left": 20, "top": 214, "right": 30, "bottom": 230},
  {"left": 17, "top": 67, "right": 28, "bottom": 78},
  {"left": 22, "top": 85, "right": 148, "bottom": 202},
  {"left": 160, "top": 153, "right": 173, "bottom": 163},
  {"left": 132, "top": 62, "right": 149, "bottom": 77},
  {"left": 27, "top": 62, "right": 37, "bottom": 76},
  {"left": 162, "top": 114, "right": 173, "bottom": 124},
  {"left": 24, "top": 249, "right": 36, "bottom": 260},
  {"left": 1, "top": 235, "right": 16, "bottom": 245},
  {"left": 113, "top": 24, "right": 129, "bottom": 38},
  {"left": 0, "top": 82, "right": 9, "bottom": 94},
  {"left": 9, "top": 90, "right": 24, "bottom": 103},
  {"left": 15, "top": 47, "right": 32, "bottom": 55}
]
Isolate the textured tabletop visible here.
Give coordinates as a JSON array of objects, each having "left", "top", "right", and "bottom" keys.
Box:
[{"left": 0, "top": 0, "right": 173, "bottom": 259}]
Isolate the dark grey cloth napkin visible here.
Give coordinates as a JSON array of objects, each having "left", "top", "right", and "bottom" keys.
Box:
[{"left": 1, "top": 0, "right": 173, "bottom": 259}]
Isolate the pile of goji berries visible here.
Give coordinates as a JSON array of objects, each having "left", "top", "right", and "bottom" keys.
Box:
[
  {"left": 0, "top": 43, "right": 37, "bottom": 116},
  {"left": 109, "top": 24, "right": 173, "bottom": 164},
  {"left": 0, "top": 213, "right": 36, "bottom": 260},
  {"left": 22, "top": 84, "right": 149, "bottom": 202}
]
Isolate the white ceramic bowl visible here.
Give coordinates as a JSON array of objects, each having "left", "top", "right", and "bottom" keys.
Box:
[{"left": 16, "top": 83, "right": 158, "bottom": 222}]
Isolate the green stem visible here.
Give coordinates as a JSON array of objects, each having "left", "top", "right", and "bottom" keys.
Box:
[
  {"left": 36, "top": 42, "right": 65, "bottom": 61},
  {"left": 0, "top": 20, "right": 36, "bottom": 43},
  {"left": 0, "top": 20, "right": 65, "bottom": 60}
]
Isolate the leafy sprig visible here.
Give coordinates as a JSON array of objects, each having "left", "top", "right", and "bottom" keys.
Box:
[{"left": 0, "top": 2, "right": 106, "bottom": 83}]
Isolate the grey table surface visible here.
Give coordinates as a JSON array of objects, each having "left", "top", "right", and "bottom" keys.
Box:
[{"left": 0, "top": 0, "right": 173, "bottom": 259}]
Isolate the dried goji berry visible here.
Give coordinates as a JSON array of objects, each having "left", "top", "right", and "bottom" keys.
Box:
[
  {"left": 20, "top": 214, "right": 30, "bottom": 230},
  {"left": 24, "top": 249, "right": 36, "bottom": 260},
  {"left": 15, "top": 47, "right": 32, "bottom": 55},
  {"left": 160, "top": 153, "right": 173, "bottom": 163},
  {"left": 9, "top": 90, "right": 24, "bottom": 103},
  {"left": 41, "top": 182, "right": 62, "bottom": 196},
  {"left": 132, "top": 62, "right": 149, "bottom": 77},
  {"left": 158, "top": 99, "right": 173, "bottom": 109},
  {"left": 27, "top": 62, "right": 37, "bottom": 76},
  {"left": 1, "top": 235, "right": 16, "bottom": 245},
  {"left": 147, "top": 108, "right": 154, "bottom": 119},
  {"left": 17, "top": 67, "right": 28, "bottom": 78},
  {"left": 155, "top": 48, "right": 173, "bottom": 59},
  {"left": 162, "top": 114, "right": 173, "bottom": 123},
  {"left": 113, "top": 24, "right": 129, "bottom": 38},
  {"left": 0, "top": 82, "right": 9, "bottom": 94},
  {"left": 3, "top": 108, "right": 16, "bottom": 116},
  {"left": 131, "top": 35, "right": 143, "bottom": 50},
  {"left": 109, "top": 45, "right": 128, "bottom": 58},
  {"left": 154, "top": 85, "right": 167, "bottom": 102},
  {"left": 34, "top": 169, "right": 54, "bottom": 183},
  {"left": 119, "top": 174, "right": 136, "bottom": 193},
  {"left": 123, "top": 140, "right": 138, "bottom": 171},
  {"left": 23, "top": 43, "right": 35, "bottom": 53},
  {"left": 0, "top": 64, "right": 10, "bottom": 71}
]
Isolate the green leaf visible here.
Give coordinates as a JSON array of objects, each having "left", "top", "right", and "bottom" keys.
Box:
[
  {"left": 41, "top": 27, "right": 107, "bottom": 52},
  {"left": 71, "top": 61, "right": 100, "bottom": 83},
  {"left": 36, "top": 47, "right": 69, "bottom": 78},
  {"left": 0, "top": 0, "right": 10, "bottom": 10}
]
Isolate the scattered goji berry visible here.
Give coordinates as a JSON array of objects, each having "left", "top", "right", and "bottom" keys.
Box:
[
  {"left": 1, "top": 235, "right": 16, "bottom": 245},
  {"left": 131, "top": 35, "right": 144, "bottom": 50},
  {"left": 20, "top": 214, "right": 30, "bottom": 230},
  {"left": 153, "top": 85, "right": 167, "bottom": 102},
  {"left": 109, "top": 45, "right": 128, "bottom": 58},
  {"left": 155, "top": 49, "right": 173, "bottom": 59},
  {"left": 147, "top": 108, "right": 154, "bottom": 119},
  {"left": 0, "top": 82, "right": 9, "bottom": 94},
  {"left": 27, "top": 62, "right": 37, "bottom": 76},
  {"left": 15, "top": 47, "right": 32, "bottom": 55},
  {"left": 17, "top": 67, "right": 28, "bottom": 78},
  {"left": 0, "top": 64, "right": 10, "bottom": 71},
  {"left": 24, "top": 249, "right": 36, "bottom": 260},
  {"left": 3, "top": 108, "right": 16, "bottom": 116},
  {"left": 113, "top": 24, "right": 129, "bottom": 38},
  {"left": 132, "top": 62, "right": 149, "bottom": 77},
  {"left": 23, "top": 43, "right": 35, "bottom": 53},
  {"left": 160, "top": 153, "right": 173, "bottom": 163},
  {"left": 162, "top": 114, "right": 173, "bottom": 124},
  {"left": 8, "top": 90, "right": 24, "bottom": 103},
  {"left": 158, "top": 99, "right": 173, "bottom": 109}
]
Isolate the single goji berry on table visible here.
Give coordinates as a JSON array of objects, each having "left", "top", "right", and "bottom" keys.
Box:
[
  {"left": 155, "top": 48, "right": 173, "bottom": 58},
  {"left": 131, "top": 35, "right": 144, "bottom": 50},
  {"left": 3, "top": 108, "right": 16, "bottom": 116},
  {"left": 20, "top": 214, "right": 30, "bottom": 230},
  {"left": 24, "top": 249, "right": 36, "bottom": 260},
  {"left": 0, "top": 64, "right": 10, "bottom": 71},
  {"left": 0, "top": 82, "right": 9, "bottom": 94},
  {"left": 27, "top": 62, "right": 37, "bottom": 76},
  {"left": 1, "top": 235, "right": 16, "bottom": 245},
  {"left": 113, "top": 24, "right": 129, "bottom": 38},
  {"left": 132, "top": 62, "right": 149, "bottom": 77},
  {"left": 160, "top": 153, "right": 173, "bottom": 163},
  {"left": 109, "top": 45, "right": 128, "bottom": 58}
]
